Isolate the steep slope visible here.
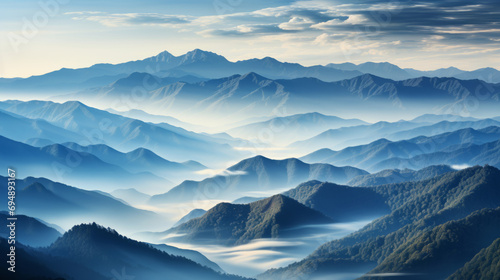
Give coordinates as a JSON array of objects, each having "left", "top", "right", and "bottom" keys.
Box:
[
  {"left": 0, "top": 108, "right": 82, "bottom": 144},
  {"left": 447, "top": 237, "right": 500, "bottom": 280},
  {"left": 164, "top": 195, "right": 333, "bottom": 246},
  {"left": 150, "top": 155, "right": 368, "bottom": 203},
  {"left": 347, "top": 165, "right": 455, "bottom": 186},
  {"left": 258, "top": 166, "right": 500, "bottom": 280},
  {"left": 283, "top": 181, "right": 390, "bottom": 222},
  {"left": 151, "top": 243, "right": 223, "bottom": 273},
  {"left": 45, "top": 223, "right": 249, "bottom": 280},
  {"left": 0, "top": 237, "right": 106, "bottom": 280},
  {"left": 173, "top": 209, "right": 207, "bottom": 227},
  {"left": 0, "top": 212, "right": 61, "bottom": 247},
  {"left": 370, "top": 208, "right": 500, "bottom": 280}
]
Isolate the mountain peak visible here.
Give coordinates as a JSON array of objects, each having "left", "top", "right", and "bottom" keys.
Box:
[
  {"left": 150, "top": 50, "right": 175, "bottom": 63},
  {"left": 180, "top": 49, "right": 228, "bottom": 64}
]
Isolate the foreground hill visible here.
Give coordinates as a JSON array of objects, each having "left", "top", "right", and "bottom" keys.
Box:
[
  {"left": 0, "top": 223, "right": 250, "bottom": 280},
  {"left": 447, "top": 237, "right": 500, "bottom": 280},
  {"left": 258, "top": 166, "right": 500, "bottom": 280},
  {"left": 162, "top": 195, "right": 333, "bottom": 246},
  {"left": 150, "top": 155, "right": 368, "bottom": 203}
]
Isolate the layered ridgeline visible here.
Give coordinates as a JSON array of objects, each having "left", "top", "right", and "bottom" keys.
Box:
[
  {"left": 300, "top": 126, "right": 500, "bottom": 172},
  {"left": 0, "top": 100, "right": 240, "bottom": 166},
  {"left": 61, "top": 142, "right": 206, "bottom": 183},
  {"left": 347, "top": 165, "right": 455, "bottom": 187},
  {"left": 2, "top": 49, "right": 498, "bottom": 94},
  {"left": 0, "top": 175, "right": 163, "bottom": 234},
  {"left": 66, "top": 72, "right": 500, "bottom": 124},
  {"left": 0, "top": 223, "right": 250, "bottom": 280},
  {"left": 0, "top": 212, "right": 61, "bottom": 247},
  {"left": 259, "top": 166, "right": 500, "bottom": 280},
  {"left": 156, "top": 195, "right": 333, "bottom": 246},
  {"left": 227, "top": 112, "right": 367, "bottom": 145},
  {"left": 326, "top": 61, "right": 500, "bottom": 83},
  {"left": 0, "top": 135, "right": 172, "bottom": 193},
  {"left": 292, "top": 118, "right": 500, "bottom": 152},
  {"left": 149, "top": 155, "right": 368, "bottom": 203},
  {"left": 0, "top": 49, "right": 363, "bottom": 93}
]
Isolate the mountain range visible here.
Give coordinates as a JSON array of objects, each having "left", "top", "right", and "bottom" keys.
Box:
[
  {"left": 327, "top": 62, "right": 500, "bottom": 83},
  {"left": 149, "top": 155, "right": 368, "bottom": 203},
  {"left": 0, "top": 135, "right": 171, "bottom": 193},
  {"left": 300, "top": 126, "right": 500, "bottom": 172},
  {"left": 259, "top": 166, "right": 500, "bottom": 280},
  {"left": 347, "top": 165, "right": 456, "bottom": 187},
  {"left": 0, "top": 175, "right": 162, "bottom": 234},
  {"left": 227, "top": 112, "right": 367, "bottom": 145},
  {"left": 2, "top": 49, "right": 499, "bottom": 97},
  {"left": 65, "top": 72, "right": 500, "bottom": 125},
  {"left": 291, "top": 118, "right": 500, "bottom": 152},
  {"left": 0, "top": 100, "right": 239, "bottom": 166},
  {"left": 61, "top": 142, "right": 206, "bottom": 183}
]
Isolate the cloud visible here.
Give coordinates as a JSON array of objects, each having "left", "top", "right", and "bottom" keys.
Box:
[{"left": 70, "top": 12, "right": 192, "bottom": 27}]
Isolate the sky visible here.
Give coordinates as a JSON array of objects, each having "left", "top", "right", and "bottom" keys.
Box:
[{"left": 1, "top": 0, "right": 500, "bottom": 78}]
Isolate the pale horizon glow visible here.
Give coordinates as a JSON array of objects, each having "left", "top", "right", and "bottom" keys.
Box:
[{"left": 1, "top": 0, "right": 499, "bottom": 78}]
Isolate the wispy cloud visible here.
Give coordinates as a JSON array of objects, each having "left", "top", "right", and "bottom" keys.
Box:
[{"left": 68, "top": 12, "right": 193, "bottom": 27}]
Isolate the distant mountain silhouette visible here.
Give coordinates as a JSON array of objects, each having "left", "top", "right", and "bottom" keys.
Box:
[
  {"left": 1, "top": 175, "right": 162, "bottom": 234},
  {"left": 61, "top": 142, "right": 205, "bottom": 182},
  {"left": 227, "top": 112, "right": 367, "bottom": 145},
  {"left": 0, "top": 100, "right": 238, "bottom": 165},
  {"left": 150, "top": 155, "right": 368, "bottom": 203},
  {"left": 348, "top": 165, "right": 455, "bottom": 186},
  {"left": 300, "top": 126, "right": 500, "bottom": 172},
  {"left": 0, "top": 135, "right": 171, "bottom": 193},
  {"left": 173, "top": 208, "right": 207, "bottom": 227}
]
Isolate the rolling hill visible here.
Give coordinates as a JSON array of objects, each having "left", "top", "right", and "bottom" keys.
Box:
[
  {"left": 162, "top": 195, "right": 333, "bottom": 246},
  {"left": 283, "top": 181, "right": 390, "bottom": 222}
]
